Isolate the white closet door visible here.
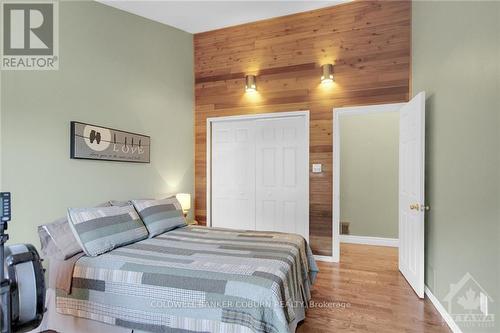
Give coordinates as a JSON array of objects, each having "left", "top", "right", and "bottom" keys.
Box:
[
  {"left": 211, "top": 120, "right": 256, "bottom": 230},
  {"left": 255, "top": 116, "right": 309, "bottom": 241}
]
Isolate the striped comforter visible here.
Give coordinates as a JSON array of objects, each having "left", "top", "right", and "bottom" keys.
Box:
[{"left": 56, "top": 226, "right": 319, "bottom": 333}]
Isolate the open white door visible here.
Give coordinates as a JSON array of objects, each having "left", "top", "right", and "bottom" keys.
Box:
[{"left": 399, "top": 91, "right": 426, "bottom": 298}]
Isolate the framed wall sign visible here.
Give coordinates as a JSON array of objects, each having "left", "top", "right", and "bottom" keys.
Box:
[{"left": 70, "top": 121, "right": 150, "bottom": 163}]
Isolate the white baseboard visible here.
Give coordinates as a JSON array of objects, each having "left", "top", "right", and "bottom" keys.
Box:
[
  {"left": 314, "top": 255, "right": 335, "bottom": 262},
  {"left": 339, "top": 235, "right": 399, "bottom": 247},
  {"left": 425, "top": 286, "right": 463, "bottom": 333}
]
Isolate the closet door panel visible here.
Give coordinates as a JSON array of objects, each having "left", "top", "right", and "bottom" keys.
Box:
[
  {"left": 211, "top": 120, "right": 256, "bottom": 230},
  {"left": 255, "top": 116, "right": 308, "bottom": 240}
]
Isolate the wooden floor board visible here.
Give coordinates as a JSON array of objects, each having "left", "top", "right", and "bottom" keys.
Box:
[{"left": 297, "top": 244, "right": 451, "bottom": 333}]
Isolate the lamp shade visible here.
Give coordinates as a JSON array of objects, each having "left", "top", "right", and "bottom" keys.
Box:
[{"left": 175, "top": 193, "right": 191, "bottom": 213}]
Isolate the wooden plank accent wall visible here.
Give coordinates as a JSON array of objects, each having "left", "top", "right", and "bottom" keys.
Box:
[{"left": 194, "top": 1, "right": 411, "bottom": 256}]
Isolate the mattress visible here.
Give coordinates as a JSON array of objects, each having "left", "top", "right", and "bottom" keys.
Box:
[{"left": 56, "top": 225, "right": 318, "bottom": 333}]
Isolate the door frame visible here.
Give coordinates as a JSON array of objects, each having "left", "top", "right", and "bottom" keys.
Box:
[
  {"left": 206, "top": 110, "right": 310, "bottom": 230},
  {"left": 332, "top": 103, "right": 404, "bottom": 262}
]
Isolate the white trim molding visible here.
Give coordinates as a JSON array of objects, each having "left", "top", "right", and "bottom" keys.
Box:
[
  {"left": 425, "top": 286, "right": 463, "bottom": 333},
  {"left": 339, "top": 235, "right": 399, "bottom": 247},
  {"left": 314, "top": 255, "right": 335, "bottom": 262}
]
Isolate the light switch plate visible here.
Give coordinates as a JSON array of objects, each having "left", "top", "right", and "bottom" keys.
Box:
[{"left": 312, "top": 164, "right": 322, "bottom": 173}]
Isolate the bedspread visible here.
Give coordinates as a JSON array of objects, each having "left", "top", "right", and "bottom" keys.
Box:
[{"left": 56, "top": 225, "right": 318, "bottom": 333}]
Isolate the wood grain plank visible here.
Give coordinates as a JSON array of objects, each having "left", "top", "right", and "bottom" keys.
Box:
[{"left": 194, "top": 1, "right": 411, "bottom": 256}]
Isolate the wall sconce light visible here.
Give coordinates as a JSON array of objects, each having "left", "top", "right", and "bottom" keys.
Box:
[
  {"left": 175, "top": 193, "right": 191, "bottom": 217},
  {"left": 320, "top": 64, "right": 334, "bottom": 83},
  {"left": 245, "top": 75, "right": 257, "bottom": 92}
]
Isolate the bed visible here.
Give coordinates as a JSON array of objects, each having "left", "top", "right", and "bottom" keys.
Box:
[{"left": 48, "top": 225, "right": 318, "bottom": 333}]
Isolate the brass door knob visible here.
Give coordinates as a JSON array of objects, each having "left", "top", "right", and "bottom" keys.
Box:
[{"left": 410, "top": 203, "right": 430, "bottom": 211}]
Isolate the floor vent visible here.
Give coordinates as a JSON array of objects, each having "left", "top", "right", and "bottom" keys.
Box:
[{"left": 341, "top": 222, "right": 350, "bottom": 235}]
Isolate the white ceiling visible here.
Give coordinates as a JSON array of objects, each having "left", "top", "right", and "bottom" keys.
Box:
[{"left": 98, "top": 1, "right": 349, "bottom": 34}]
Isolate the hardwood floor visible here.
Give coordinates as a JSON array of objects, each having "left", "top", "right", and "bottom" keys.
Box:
[{"left": 297, "top": 244, "right": 451, "bottom": 333}]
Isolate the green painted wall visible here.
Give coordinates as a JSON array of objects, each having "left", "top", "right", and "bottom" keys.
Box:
[
  {"left": 340, "top": 112, "right": 399, "bottom": 239},
  {"left": 0, "top": 1, "right": 194, "bottom": 247},
  {"left": 413, "top": 1, "right": 500, "bottom": 331}
]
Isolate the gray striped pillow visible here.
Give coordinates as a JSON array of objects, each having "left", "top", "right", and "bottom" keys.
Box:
[
  {"left": 67, "top": 205, "right": 148, "bottom": 256},
  {"left": 131, "top": 198, "right": 186, "bottom": 238}
]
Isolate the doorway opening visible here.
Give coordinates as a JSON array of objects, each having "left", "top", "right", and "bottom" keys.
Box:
[
  {"left": 332, "top": 92, "right": 426, "bottom": 298},
  {"left": 338, "top": 110, "right": 400, "bottom": 249}
]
